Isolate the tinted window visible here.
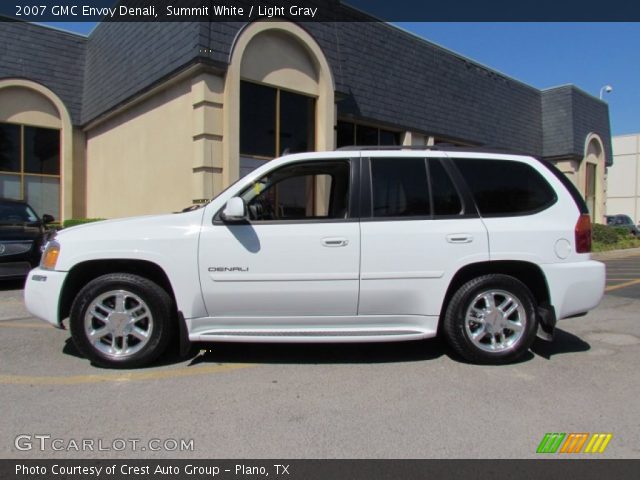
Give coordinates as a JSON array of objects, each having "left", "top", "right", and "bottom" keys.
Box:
[
  {"left": 240, "top": 82, "right": 276, "bottom": 157},
  {"left": 241, "top": 161, "right": 350, "bottom": 221},
  {"left": 279, "top": 91, "right": 315, "bottom": 154},
  {"left": 371, "top": 158, "right": 430, "bottom": 217},
  {"left": 453, "top": 158, "right": 556, "bottom": 216},
  {"left": 0, "top": 123, "right": 20, "bottom": 172},
  {"left": 429, "top": 160, "right": 462, "bottom": 216},
  {"left": 24, "top": 126, "right": 60, "bottom": 175},
  {"left": 356, "top": 125, "right": 378, "bottom": 146}
]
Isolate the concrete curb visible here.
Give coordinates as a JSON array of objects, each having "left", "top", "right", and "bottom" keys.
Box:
[{"left": 592, "top": 247, "right": 640, "bottom": 261}]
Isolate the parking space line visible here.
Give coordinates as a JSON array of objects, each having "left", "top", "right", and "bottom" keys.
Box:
[
  {"left": 0, "top": 363, "right": 255, "bottom": 385},
  {"left": 0, "top": 321, "right": 51, "bottom": 329},
  {"left": 605, "top": 279, "right": 640, "bottom": 292}
]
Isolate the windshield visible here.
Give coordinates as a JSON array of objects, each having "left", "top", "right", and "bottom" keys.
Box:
[{"left": 0, "top": 202, "right": 40, "bottom": 223}]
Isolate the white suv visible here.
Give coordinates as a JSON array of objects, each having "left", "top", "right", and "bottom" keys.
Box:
[{"left": 25, "top": 149, "right": 605, "bottom": 368}]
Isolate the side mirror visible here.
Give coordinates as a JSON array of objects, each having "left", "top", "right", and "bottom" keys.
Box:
[
  {"left": 42, "top": 214, "right": 55, "bottom": 224},
  {"left": 221, "top": 197, "right": 247, "bottom": 223}
]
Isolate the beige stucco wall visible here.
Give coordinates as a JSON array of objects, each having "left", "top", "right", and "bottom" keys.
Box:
[
  {"left": 86, "top": 80, "right": 195, "bottom": 218},
  {"left": 607, "top": 134, "right": 640, "bottom": 223},
  {"left": 0, "top": 86, "right": 61, "bottom": 128}
]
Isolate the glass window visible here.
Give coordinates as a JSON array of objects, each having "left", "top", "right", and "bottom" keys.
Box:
[
  {"left": 240, "top": 81, "right": 316, "bottom": 160},
  {"left": 453, "top": 158, "right": 557, "bottom": 216},
  {"left": 0, "top": 123, "right": 20, "bottom": 172},
  {"left": 356, "top": 125, "right": 378, "bottom": 146},
  {"left": 585, "top": 163, "right": 596, "bottom": 216},
  {"left": 336, "top": 121, "right": 355, "bottom": 148},
  {"left": 0, "top": 174, "right": 21, "bottom": 200},
  {"left": 240, "top": 82, "right": 276, "bottom": 158},
  {"left": 25, "top": 176, "right": 60, "bottom": 220},
  {"left": 280, "top": 91, "right": 315, "bottom": 154},
  {"left": 379, "top": 129, "right": 400, "bottom": 146},
  {"left": 241, "top": 161, "right": 350, "bottom": 221},
  {"left": 0, "top": 123, "right": 61, "bottom": 218},
  {"left": 430, "top": 160, "right": 462, "bottom": 216},
  {"left": 24, "top": 126, "right": 60, "bottom": 175},
  {"left": 371, "top": 158, "right": 430, "bottom": 217},
  {"left": 336, "top": 121, "right": 400, "bottom": 148}
]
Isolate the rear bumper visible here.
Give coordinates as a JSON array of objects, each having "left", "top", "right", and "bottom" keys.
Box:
[
  {"left": 541, "top": 260, "right": 606, "bottom": 320},
  {"left": 24, "top": 268, "right": 67, "bottom": 327}
]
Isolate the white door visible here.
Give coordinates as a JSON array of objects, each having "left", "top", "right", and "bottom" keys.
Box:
[
  {"left": 358, "top": 155, "right": 489, "bottom": 317},
  {"left": 198, "top": 159, "right": 360, "bottom": 318}
]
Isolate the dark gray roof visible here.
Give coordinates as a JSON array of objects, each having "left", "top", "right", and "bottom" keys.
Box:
[
  {"left": 82, "top": 21, "right": 203, "bottom": 124},
  {"left": 542, "top": 85, "right": 612, "bottom": 164},
  {"left": 0, "top": 6, "right": 611, "bottom": 164},
  {"left": 0, "top": 20, "right": 85, "bottom": 124}
]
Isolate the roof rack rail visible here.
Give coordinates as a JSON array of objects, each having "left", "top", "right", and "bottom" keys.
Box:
[
  {"left": 335, "top": 144, "right": 532, "bottom": 156},
  {"left": 336, "top": 145, "right": 440, "bottom": 151}
]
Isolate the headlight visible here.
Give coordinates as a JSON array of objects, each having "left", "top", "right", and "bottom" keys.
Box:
[{"left": 40, "top": 241, "right": 60, "bottom": 270}]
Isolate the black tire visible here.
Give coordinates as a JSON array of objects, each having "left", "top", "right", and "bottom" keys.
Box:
[
  {"left": 443, "top": 274, "right": 538, "bottom": 364},
  {"left": 70, "top": 273, "right": 174, "bottom": 369}
]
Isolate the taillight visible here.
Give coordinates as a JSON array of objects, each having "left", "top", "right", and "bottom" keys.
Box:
[{"left": 575, "top": 214, "right": 592, "bottom": 253}]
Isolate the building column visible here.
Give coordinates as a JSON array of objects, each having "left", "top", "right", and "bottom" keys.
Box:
[{"left": 190, "top": 73, "right": 225, "bottom": 204}]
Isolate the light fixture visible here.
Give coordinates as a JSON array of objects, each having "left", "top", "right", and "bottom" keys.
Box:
[{"left": 599, "top": 85, "right": 613, "bottom": 100}]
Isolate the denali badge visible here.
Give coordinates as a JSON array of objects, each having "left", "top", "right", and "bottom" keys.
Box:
[{"left": 208, "top": 267, "right": 249, "bottom": 272}]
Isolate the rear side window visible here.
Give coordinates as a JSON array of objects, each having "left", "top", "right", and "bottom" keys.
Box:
[
  {"left": 370, "top": 157, "right": 430, "bottom": 217},
  {"left": 452, "top": 158, "right": 557, "bottom": 216}
]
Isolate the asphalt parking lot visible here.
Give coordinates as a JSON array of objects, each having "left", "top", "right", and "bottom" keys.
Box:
[{"left": 1, "top": 255, "right": 639, "bottom": 459}]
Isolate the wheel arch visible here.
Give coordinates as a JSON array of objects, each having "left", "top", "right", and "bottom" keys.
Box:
[
  {"left": 440, "top": 260, "right": 552, "bottom": 323},
  {"left": 59, "top": 259, "right": 177, "bottom": 324}
]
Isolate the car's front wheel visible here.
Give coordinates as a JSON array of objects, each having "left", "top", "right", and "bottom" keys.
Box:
[
  {"left": 443, "top": 274, "right": 538, "bottom": 364},
  {"left": 70, "top": 273, "right": 173, "bottom": 368}
]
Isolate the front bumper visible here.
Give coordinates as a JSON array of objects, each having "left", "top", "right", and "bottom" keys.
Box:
[
  {"left": 541, "top": 260, "right": 606, "bottom": 320},
  {"left": 0, "top": 261, "right": 32, "bottom": 279},
  {"left": 24, "top": 268, "right": 68, "bottom": 327}
]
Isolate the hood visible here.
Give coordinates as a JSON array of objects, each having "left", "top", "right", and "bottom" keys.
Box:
[{"left": 55, "top": 210, "right": 204, "bottom": 244}]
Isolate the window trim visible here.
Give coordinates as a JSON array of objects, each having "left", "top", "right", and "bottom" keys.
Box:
[{"left": 214, "top": 158, "right": 360, "bottom": 225}]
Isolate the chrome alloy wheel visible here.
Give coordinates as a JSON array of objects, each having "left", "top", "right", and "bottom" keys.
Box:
[
  {"left": 464, "top": 289, "right": 526, "bottom": 353},
  {"left": 84, "top": 290, "right": 154, "bottom": 359}
]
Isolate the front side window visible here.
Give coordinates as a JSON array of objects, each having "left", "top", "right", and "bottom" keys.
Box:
[
  {"left": 240, "top": 161, "right": 350, "bottom": 221},
  {"left": 453, "top": 158, "right": 557, "bottom": 216},
  {"left": 370, "top": 157, "right": 430, "bottom": 217},
  {"left": 0, "top": 122, "right": 60, "bottom": 219}
]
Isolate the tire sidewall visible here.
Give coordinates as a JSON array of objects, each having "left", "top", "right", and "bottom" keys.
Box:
[
  {"left": 445, "top": 275, "right": 538, "bottom": 363},
  {"left": 70, "top": 274, "right": 172, "bottom": 368}
]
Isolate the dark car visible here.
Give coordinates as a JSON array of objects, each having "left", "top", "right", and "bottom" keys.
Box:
[
  {"left": 0, "top": 198, "right": 54, "bottom": 279},
  {"left": 605, "top": 214, "right": 639, "bottom": 236}
]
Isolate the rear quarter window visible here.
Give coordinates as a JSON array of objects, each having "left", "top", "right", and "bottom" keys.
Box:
[{"left": 452, "top": 158, "right": 557, "bottom": 216}]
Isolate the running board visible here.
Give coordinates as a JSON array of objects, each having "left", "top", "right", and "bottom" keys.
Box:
[{"left": 189, "top": 329, "right": 434, "bottom": 343}]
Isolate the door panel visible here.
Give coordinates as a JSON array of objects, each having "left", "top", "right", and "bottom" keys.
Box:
[
  {"left": 199, "top": 222, "right": 360, "bottom": 317},
  {"left": 359, "top": 218, "right": 489, "bottom": 316}
]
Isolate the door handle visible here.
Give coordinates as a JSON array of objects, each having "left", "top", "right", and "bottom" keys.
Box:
[
  {"left": 322, "top": 237, "right": 349, "bottom": 247},
  {"left": 446, "top": 234, "right": 473, "bottom": 244}
]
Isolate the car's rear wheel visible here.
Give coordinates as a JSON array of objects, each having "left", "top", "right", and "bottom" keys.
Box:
[
  {"left": 443, "top": 274, "right": 538, "bottom": 364},
  {"left": 70, "top": 273, "right": 173, "bottom": 368}
]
